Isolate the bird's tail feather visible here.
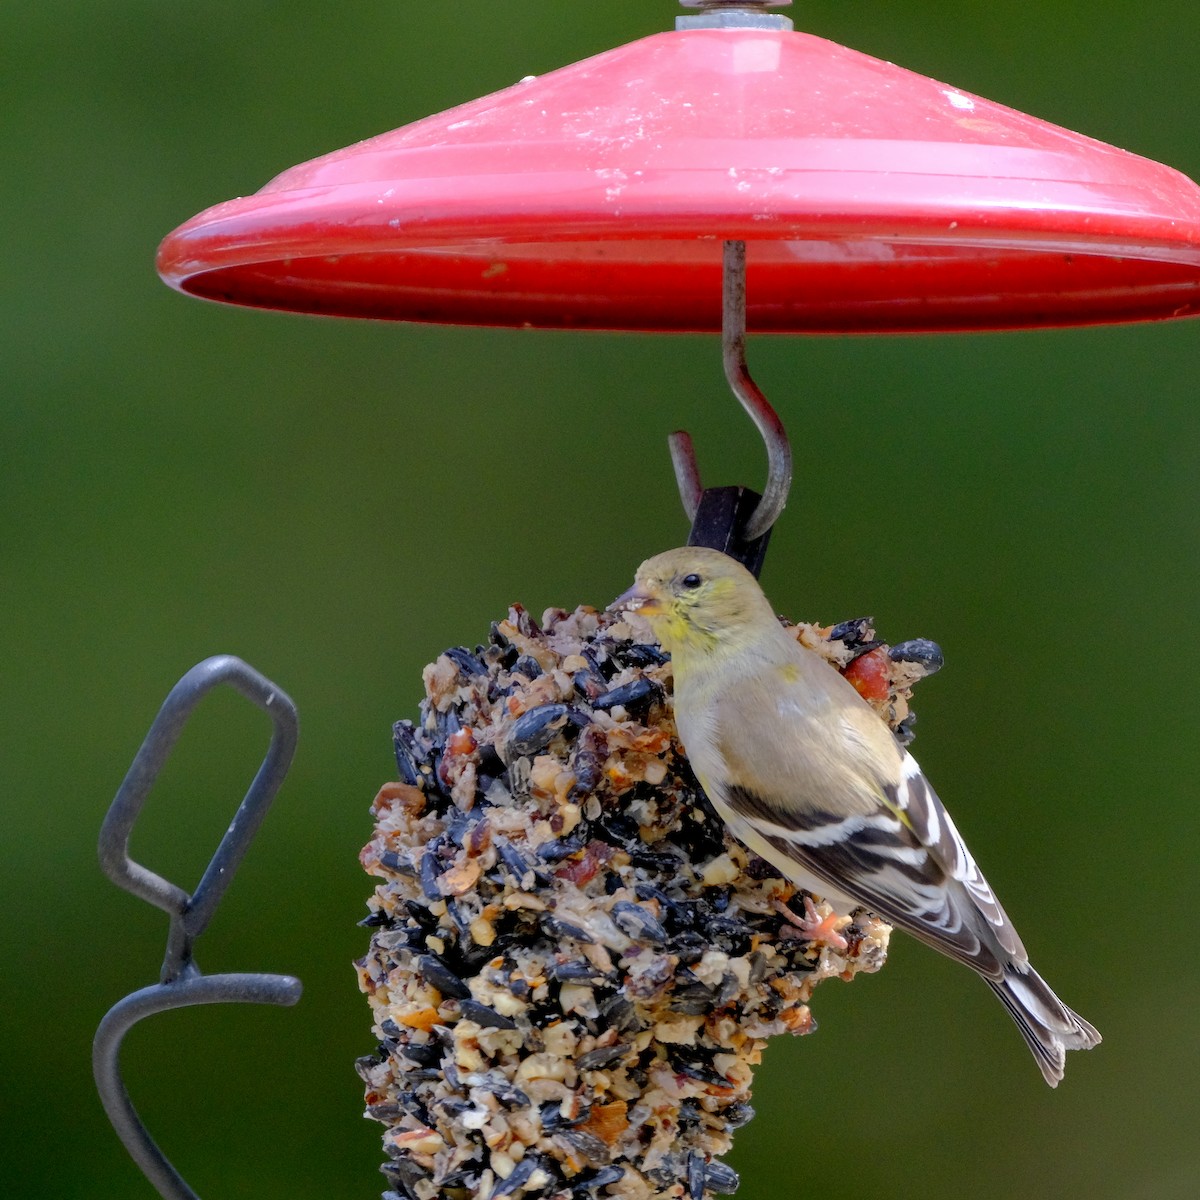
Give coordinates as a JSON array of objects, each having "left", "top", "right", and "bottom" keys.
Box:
[{"left": 987, "top": 963, "right": 1101, "bottom": 1087}]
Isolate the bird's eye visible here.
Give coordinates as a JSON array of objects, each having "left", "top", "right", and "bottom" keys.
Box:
[{"left": 680, "top": 573, "right": 703, "bottom": 590}]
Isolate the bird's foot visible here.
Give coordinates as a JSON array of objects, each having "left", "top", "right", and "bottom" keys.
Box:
[{"left": 774, "top": 895, "right": 849, "bottom": 952}]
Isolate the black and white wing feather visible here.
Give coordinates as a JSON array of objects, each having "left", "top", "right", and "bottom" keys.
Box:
[
  {"left": 711, "top": 751, "right": 1100, "bottom": 1086},
  {"left": 720, "top": 751, "right": 1022, "bottom": 977}
]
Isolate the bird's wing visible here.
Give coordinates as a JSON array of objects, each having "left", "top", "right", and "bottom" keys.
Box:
[{"left": 705, "top": 673, "right": 1027, "bottom": 977}]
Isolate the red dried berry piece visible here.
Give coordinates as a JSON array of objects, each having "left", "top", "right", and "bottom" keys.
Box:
[{"left": 842, "top": 647, "right": 891, "bottom": 702}]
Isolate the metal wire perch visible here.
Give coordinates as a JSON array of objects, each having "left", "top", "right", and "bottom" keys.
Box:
[
  {"left": 669, "top": 240, "right": 794, "bottom": 578},
  {"left": 94, "top": 655, "right": 303, "bottom": 1200}
]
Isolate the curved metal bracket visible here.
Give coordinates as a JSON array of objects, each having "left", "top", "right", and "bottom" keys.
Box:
[
  {"left": 669, "top": 240, "right": 794, "bottom": 565},
  {"left": 94, "top": 655, "right": 302, "bottom": 1200}
]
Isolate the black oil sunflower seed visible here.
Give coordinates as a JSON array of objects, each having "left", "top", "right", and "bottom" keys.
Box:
[
  {"left": 392, "top": 720, "right": 429, "bottom": 787},
  {"left": 419, "top": 846, "right": 443, "bottom": 900},
  {"left": 490, "top": 1153, "right": 543, "bottom": 1198},
  {"left": 538, "top": 834, "right": 588, "bottom": 862},
  {"left": 596, "top": 993, "right": 640, "bottom": 1033},
  {"left": 378, "top": 849, "right": 415, "bottom": 876},
  {"left": 397, "top": 1039, "right": 442, "bottom": 1069},
  {"left": 506, "top": 702, "right": 570, "bottom": 758},
  {"left": 511, "top": 653, "right": 543, "bottom": 680},
  {"left": 576, "top": 1042, "right": 631, "bottom": 1071},
  {"left": 558, "top": 1127, "right": 611, "bottom": 1165},
  {"left": 723, "top": 1101, "right": 755, "bottom": 1128},
  {"left": 888, "top": 637, "right": 945, "bottom": 675},
  {"left": 416, "top": 954, "right": 471, "bottom": 999},
  {"left": 592, "top": 677, "right": 660, "bottom": 713},
  {"left": 443, "top": 645, "right": 488, "bottom": 679},
  {"left": 473, "top": 1078, "right": 531, "bottom": 1109},
  {"left": 548, "top": 959, "right": 608, "bottom": 984},
  {"left": 358, "top": 908, "right": 393, "bottom": 927},
  {"left": 827, "top": 616, "right": 874, "bottom": 645},
  {"left": 539, "top": 1099, "right": 591, "bottom": 1131},
  {"left": 380, "top": 1158, "right": 429, "bottom": 1197},
  {"left": 612, "top": 642, "right": 667, "bottom": 668},
  {"left": 611, "top": 900, "right": 669, "bottom": 945},
  {"left": 540, "top": 914, "right": 595, "bottom": 944},
  {"left": 459, "top": 999, "right": 518, "bottom": 1030},
  {"left": 495, "top": 838, "right": 547, "bottom": 887},
  {"left": 581, "top": 1165, "right": 625, "bottom": 1189},
  {"left": 706, "top": 1160, "right": 741, "bottom": 1193}
]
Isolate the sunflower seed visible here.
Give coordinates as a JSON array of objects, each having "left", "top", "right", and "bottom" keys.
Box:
[
  {"left": 592, "top": 677, "right": 660, "bottom": 713},
  {"left": 706, "top": 1160, "right": 741, "bottom": 1193},
  {"left": 888, "top": 637, "right": 945, "bottom": 675},
  {"left": 611, "top": 900, "right": 668, "bottom": 945},
  {"left": 417, "top": 954, "right": 471, "bottom": 999},
  {"left": 576, "top": 1042, "right": 631, "bottom": 1071},
  {"left": 459, "top": 999, "right": 518, "bottom": 1030}
]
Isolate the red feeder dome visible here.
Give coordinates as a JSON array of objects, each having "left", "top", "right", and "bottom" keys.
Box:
[{"left": 157, "top": 26, "right": 1200, "bottom": 333}]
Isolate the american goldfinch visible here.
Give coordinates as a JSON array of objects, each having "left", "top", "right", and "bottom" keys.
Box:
[{"left": 612, "top": 546, "right": 1100, "bottom": 1086}]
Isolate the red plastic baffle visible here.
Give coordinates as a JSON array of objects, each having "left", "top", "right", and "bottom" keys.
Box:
[{"left": 158, "top": 28, "right": 1200, "bottom": 333}]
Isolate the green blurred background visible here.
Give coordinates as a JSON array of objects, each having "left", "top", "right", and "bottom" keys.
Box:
[{"left": 4, "top": 2, "right": 1198, "bottom": 1197}]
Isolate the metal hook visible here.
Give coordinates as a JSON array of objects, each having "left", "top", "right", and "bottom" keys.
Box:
[
  {"left": 669, "top": 240, "right": 794, "bottom": 556},
  {"left": 94, "top": 655, "right": 302, "bottom": 1200}
]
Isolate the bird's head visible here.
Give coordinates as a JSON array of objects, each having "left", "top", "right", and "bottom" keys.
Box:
[{"left": 609, "top": 547, "right": 775, "bottom": 660}]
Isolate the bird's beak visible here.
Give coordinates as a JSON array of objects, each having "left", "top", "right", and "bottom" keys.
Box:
[{"left": 608, "top": 582, "right": 662, "bottom": 617}]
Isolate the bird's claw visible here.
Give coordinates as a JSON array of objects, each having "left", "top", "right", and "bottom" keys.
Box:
[{"left": 774, "top": 895, "right": 849, "bottom": 952}]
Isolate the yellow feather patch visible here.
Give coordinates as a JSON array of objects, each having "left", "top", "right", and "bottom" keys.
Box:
[
  {"left": 880, "top": 794, "right": 916, "bottom": 834},
  {"left": 648, "top": 605, "right": 716, "bottom": 657}
]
